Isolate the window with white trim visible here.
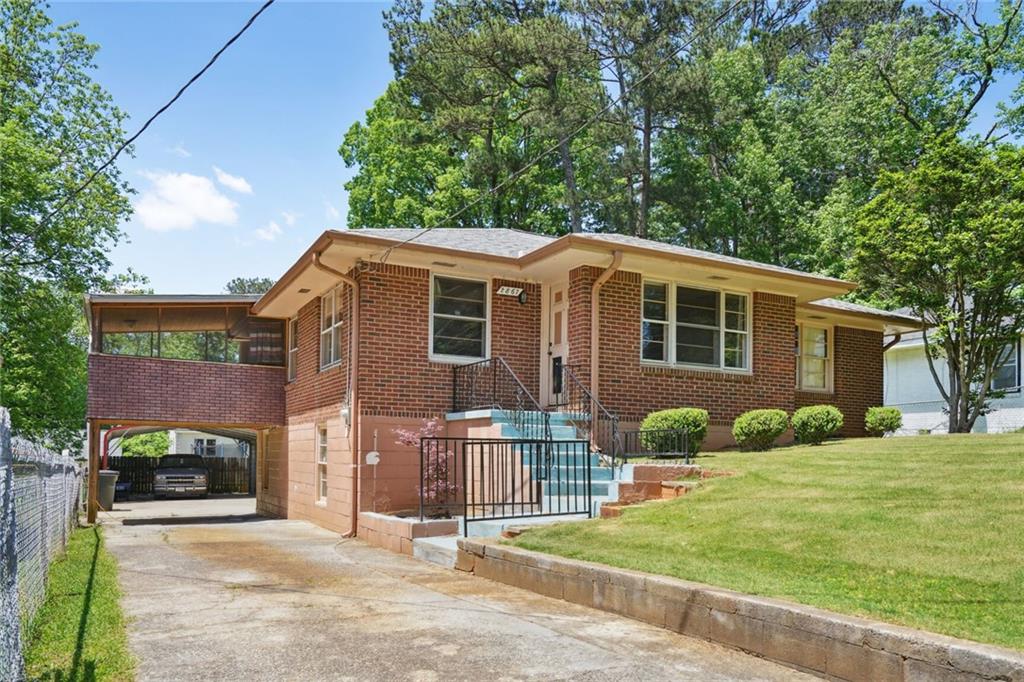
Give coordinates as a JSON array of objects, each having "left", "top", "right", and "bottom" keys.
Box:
[
  {"left": 992, "top": 340, "right": 1021, "bottom": 392},
  {"left": 320, "top": 287, "right": 343, "bottom": 369},
  {"left": 640, "top": 281, "right": 750, "bottom": 371},
  {"left": 431, "top": 275, "right": 488, "bottom": 360},
  {"left": 796, "top": 324, "right": 831, "bottom": 391},
  {"left": 287, "top": 317, "right": 298, "bottom": 381},
  {"left": 316, "top": 426, "right": 328, "bottom": 502}
]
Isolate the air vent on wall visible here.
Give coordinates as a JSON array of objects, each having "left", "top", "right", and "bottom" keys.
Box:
[
  {"left": 708, "top": 275, "right": 729, "bottom": 281},
  {"left": 432, "top": 261, "right": 457, "bottom": 268},
  {"left": 298, "top": 288, "right": 311, "bottom": 294}
]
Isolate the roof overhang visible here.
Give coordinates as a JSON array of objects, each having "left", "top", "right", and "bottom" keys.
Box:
[
  {"left": 797, "top": 302, "right": 922, "bottom": 335},
  {"left": 253, "top": 230, "right": 858, "bottom": 317}
]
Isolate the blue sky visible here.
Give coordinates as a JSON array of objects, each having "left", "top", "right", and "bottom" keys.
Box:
[
  {"left": 49, "top": 1, "right": 395, "bottom": 294},
  {"left": 49, "top": 2, "right": 1020, "bottom": 294}
]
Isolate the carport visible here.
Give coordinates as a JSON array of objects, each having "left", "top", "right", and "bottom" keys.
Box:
[
  {"left": 84, "top": 294, "right": 288, "bottom": 524},
  {"left": 100, "top": 425, "right": 258, "bottom": 498}
]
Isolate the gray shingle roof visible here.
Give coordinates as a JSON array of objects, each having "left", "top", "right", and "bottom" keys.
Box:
[
  {"left": 805, "top": 298, "right": 920, "bottom": 323},
  {"left": 352, "top": 228, "right": 554, "bottom": 259},
  {"left": 571, "top": 233, "right": 852, "bottom": 284}
]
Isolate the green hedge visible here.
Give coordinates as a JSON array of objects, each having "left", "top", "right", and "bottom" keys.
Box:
[
  {"left": 792, "top": 405, "right": 844, "bottom": 444},
  {"left": 640, "top": 408, "right": 709, "bottom": 453},
  {"left": 865, "top": 406, "right": 902, "bottom": 436},
  {"left": 732, "top": 409, "right": 789, "bottom": 451}
]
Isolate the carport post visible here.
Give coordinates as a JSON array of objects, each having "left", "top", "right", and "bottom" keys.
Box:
[{"left": 87, "top": 419, "right": 99, "bottom": 524}]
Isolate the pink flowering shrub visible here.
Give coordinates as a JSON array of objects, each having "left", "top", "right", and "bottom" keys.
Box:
[{"left": 394, "top": 418, "right": 460, "bottom": 513}]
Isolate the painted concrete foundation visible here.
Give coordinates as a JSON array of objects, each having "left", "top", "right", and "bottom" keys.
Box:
[{"left": 457, "top": 539, "right": 1024, "bottom": 682}]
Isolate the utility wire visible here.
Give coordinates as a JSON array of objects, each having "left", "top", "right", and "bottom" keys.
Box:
[
  {"left": 38, "top": 0, "right": 277, "bottom": 229},
  {"left": 379, "top": 0, "right": 745, "bottom": 263}
]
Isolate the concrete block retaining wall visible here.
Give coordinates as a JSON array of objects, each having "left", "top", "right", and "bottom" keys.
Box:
[
  {"left": 456, "top": 539, "right": 1024, "bottom": 682},
  {"left": 357, "top": 512, "right": 458, "bottom": 555}
]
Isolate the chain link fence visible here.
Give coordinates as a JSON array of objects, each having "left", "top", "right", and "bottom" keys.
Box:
[{"left": 1, "top": 408, "right": 83, "bottom": 681}]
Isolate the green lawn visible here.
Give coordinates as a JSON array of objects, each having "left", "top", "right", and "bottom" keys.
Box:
[
  {"left": 512, "top": 433, "right": 1024, "bottom": 650},
  {"left": 24, "top": 525, "right": 135, "bottom": 681}
]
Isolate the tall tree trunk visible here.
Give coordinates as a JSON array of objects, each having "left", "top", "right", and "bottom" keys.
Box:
[
  {"left": 639, "top": 106, "right": 652, "bottom": 239},
  {"left": 559, "top": 137, "right": 582, "bottom": 233}
]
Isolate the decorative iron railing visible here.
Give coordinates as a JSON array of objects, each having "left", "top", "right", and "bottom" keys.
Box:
[
  {"left": 452, "top": 357, "right": 552, "bottom": 442},
  {"left": 419, "top": 437, "right": 592, "bottom": 534},
  {"left": 553, "top": 364, "right": 622, "bottom": 467},
  {"left": 620, "top": 429, "right": 692, "bottom": 464}
]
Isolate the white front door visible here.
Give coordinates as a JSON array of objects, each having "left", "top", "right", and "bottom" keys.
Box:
[{"left": 547, "top": 283, "right": 569, "bottom": 406}]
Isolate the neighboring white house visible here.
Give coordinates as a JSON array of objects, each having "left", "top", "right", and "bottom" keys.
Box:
[
  {"left": 167, "top": 429, "right": 247, "bottom": 457},
  {"left": 884, "top": 332, "right": 1023, "bottom": 434}
]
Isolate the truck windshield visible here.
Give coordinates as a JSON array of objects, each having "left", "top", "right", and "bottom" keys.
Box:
[{"left": 159, "top": 455, "right": 206, "bottom": 468}]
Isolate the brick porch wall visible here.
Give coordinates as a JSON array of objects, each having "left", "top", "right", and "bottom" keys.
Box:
[{"left": 87, "top": 353, "right": 285, "bottom": 426}]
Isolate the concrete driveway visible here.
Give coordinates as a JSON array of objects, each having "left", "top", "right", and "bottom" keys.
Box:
[{"left": 102, "top": 499, "right": 813, "bottom": 681}]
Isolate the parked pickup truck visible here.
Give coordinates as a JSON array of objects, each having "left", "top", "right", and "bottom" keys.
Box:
[{"left": 153, "top": 454, "right": 209, "bottom": 499}]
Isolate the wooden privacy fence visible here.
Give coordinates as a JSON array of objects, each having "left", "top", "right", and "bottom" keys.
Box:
[{"left": 107, "top": 456, "right": 251, "bottom": 495}]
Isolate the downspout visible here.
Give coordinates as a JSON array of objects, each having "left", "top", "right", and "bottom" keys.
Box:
[
  {"left": 882, "top": 333, "right": 903, "bottom": 352},
  {"left": 590, "top": 251, "right": 623, "bottom": 404},
  {"left": 312, "top": 252, "right": 361, "bottom": 536}
]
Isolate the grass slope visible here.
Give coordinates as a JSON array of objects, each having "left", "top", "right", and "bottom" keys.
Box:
[
  {"left": 24, "top": 525, "right": 135, "bottom": 681},
  {"left": 513, "top": 433, "right": 1024, "bottom": 650}
]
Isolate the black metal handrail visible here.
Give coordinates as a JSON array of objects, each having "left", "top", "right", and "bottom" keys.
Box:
[
  {"left": 452, "top": 357, "right": 552, "bottom": 443},
  {"left": 554, "top": 364, "right": 622, "bottom": 467},
  {"left": 620, "top": 428, "right": 692, "bottom": 464},
  {"left": 419, "top": 437, "right": 591, "bottom": 534}
]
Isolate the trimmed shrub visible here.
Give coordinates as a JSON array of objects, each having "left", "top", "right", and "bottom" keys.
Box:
[
  {"left": 640, "top": 408, "right": 709, "bottom": 454},
  {"left": 792, "top": 405, "right": 844, "bottom": 444},
  {"left": 865, "top": 406, "right": 902, "bottom": 436},
  {"left": 732, "top": 409, "right": 789, "bottom": 451}
]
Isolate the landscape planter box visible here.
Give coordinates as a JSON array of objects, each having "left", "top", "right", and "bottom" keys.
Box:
[{"left": 356, "top": 511, "right": 458, "bottom": 555}]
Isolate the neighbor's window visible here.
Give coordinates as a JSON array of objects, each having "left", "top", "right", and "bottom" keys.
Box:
[
  {"left": 316, "top": 426, "right": 328, "bottom": 502},
  {"left": 431, "top": 275, "right": 488, "bottom": 360},
  {"left": 797, "top": 324, "right": 831, "bottom": 391},
  {"left": 992, "top": 341, "right": 1021, "bottom": 392},
  {"left": 320, "top": 287, "right": 344, "bottom": 369},
  {"left": 640, "top": 282, "right": 749, "bottom": 370},
  {"left": 287, "top": 317, "right": 298, "bottom": 381}
]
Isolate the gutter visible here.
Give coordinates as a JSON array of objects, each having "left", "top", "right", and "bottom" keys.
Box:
[
  {"left": 590, "top": 251, "right": 623, "bottom": 403},
  {"left": 311, "top": 252, "right": 362, "bottom": 537},
  {"left": 882, "top": 333, "right": 903, "bottom": 352}
]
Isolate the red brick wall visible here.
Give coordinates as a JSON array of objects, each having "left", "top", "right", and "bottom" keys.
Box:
[
  {"left": 795, "top": 326, "right": 883, "bottom": 436},
  {"left": 87, "top": 353, "right": 285, "bottom": 425},
  {"left": 589, "top": 271, "right": 797, "bottom": 425},
  {"left": 284, "top": 284, "right": 351, "bottom": 417},
  {"left": 357, "top": 264, "right": 541, "bottom": 417}
]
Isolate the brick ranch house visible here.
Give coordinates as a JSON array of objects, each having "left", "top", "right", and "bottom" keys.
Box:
[{"left": 84, "top": 228, "right": 918, "bottom": 534}]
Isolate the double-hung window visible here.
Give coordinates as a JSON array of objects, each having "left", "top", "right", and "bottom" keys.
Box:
[
  {"left": 431, "top": 275, "right": 488, "bottom": 360},
  {"left": 796, "top": 324, "right": 831, "bottom": 391},
  {"left": 287, "top": 317, "right": 298, "bottom": 381},
  {"left": 641, "top": 282, "right": 750, "bottom": 371},
  {"left": 316, "top": 426, "right": 328, "bottom": 502},
  {"left": 992, "top": 340, "right": 1021, "bottom": 392},
  {"left": 320, "top": 287, "right": 344, "bottom": 369}
]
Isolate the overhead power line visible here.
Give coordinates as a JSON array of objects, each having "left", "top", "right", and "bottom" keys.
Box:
[
  {"left": 379, "top": 0, "right": 745, "bottom": 263},
  {"left": 39, "top": 0, "right": 277, "bottom": 228}
]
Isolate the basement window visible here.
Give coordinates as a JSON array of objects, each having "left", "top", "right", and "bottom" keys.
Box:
[
  {"left": 431, "top": 275, "right": 488, "bottom": 361},
  {"left": 316, "top": 426, "right": 328, "bottom": 503}
]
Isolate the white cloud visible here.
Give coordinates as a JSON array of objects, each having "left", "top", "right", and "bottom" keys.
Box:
[
  {"left": 167, "top": 142, "right": 191, "bottom": 158},
  {"left": 255, "top": 220, "right": 283, "bottom": 242},
  {"left": 324, "top": 201, "right": 340, "bottom": 220},
  {"left": 133, "top": 171, "right": 238, "bottom": 232},
  {"left": 281, "top": 210, "right": 299, "bottom": 227},
  {"left": 212, "top": 166, "right": 253, "bottom": 194}
]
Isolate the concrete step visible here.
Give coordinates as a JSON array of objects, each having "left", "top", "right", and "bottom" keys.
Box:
[
  {"left": 499, "top": 423, "right": 578, "bottom": 440},
  {"left": 460, "top": 512, "right": 591, "bottom": 538},
  {"left": 412, "top": 535, "right": 458, "bottom": 568},
  {"left": 544, "top": 480, "right": 612, "bottom": 497}
]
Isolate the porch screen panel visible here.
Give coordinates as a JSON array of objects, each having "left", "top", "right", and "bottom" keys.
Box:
[{"left": 432, "top": 276, "right": 487, "bottom": 359}]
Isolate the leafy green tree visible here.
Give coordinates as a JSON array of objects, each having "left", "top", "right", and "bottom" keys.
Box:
[
  {"left": 854, "top": 135, "right": 1024, "bottom": 433},
  {"left": 120, "top": 431, "right": 169, "bottom": 458},
  {"left": 1, "top": 0, "right": 133, "bottom": 449},
  {"left": 225, "top": 277, "right": 275, "bottom": 294}
]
